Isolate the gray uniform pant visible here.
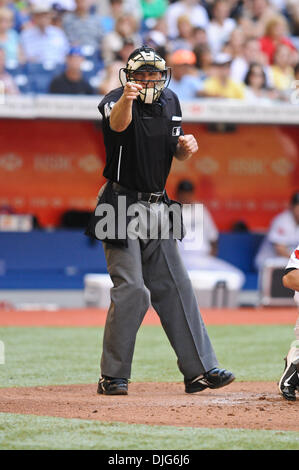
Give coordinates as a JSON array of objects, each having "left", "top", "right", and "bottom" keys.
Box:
[{"left": 100, "top": 235, "right": 219, "bottom": 380}]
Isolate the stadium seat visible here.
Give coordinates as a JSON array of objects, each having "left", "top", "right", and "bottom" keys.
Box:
[
  {"left": 0, "top": 230, "right": 264, "bottom": 290},
  {"left": 5, "top": 61, "right": 24, "bottom": 77},
  {"left": 218, "top": 233, "right": 264, "bottom": 290},
  {"left": 26, "top": 63, "right": 64, "bottom": 94},
  {"left": 13, "top": 73, "right": 31, "bottom": 93}
]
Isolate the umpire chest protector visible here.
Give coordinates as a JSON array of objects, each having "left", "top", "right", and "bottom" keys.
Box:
[{"left": 98, "top": 87, "right": 183, "bottom": 193}]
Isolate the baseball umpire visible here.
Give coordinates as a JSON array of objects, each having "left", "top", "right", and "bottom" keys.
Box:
[
  {"left": 279, "top": 245, "right": 299, "bottom": 401},
  {"left": 86, "top": 46, "right": 235, "bottom": 395}
]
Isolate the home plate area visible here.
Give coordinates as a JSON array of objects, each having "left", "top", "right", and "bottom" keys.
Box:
[{"left": 0, "top": 381, "right": 298, "bottom": 431}]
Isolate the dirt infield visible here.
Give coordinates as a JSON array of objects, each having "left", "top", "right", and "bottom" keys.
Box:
[
  {"left": 0, "top": 382, "right": 298, "bottom": 431},
  {"left": 1, "top": 307, "right": 298, "bottom": 432},
  {"left": 0, "top": 307, "right": 298, "bottom": 326}
]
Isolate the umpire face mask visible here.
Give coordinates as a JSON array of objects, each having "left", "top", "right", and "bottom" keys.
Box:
[{"left": 120, "top": 46, "right": 171, "bottom": 104}]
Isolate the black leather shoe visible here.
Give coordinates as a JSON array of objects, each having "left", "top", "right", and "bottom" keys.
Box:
[
  {"left": 185, "top": 368, "right": 235, "bottom": 393},
  {"left": 97, "top": 376, "right": 128, "bottom": 395}
]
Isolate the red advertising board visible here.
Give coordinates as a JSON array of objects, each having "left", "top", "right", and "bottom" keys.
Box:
[{"left": 0, "top": 119, "right": 298, "bottom": 230}]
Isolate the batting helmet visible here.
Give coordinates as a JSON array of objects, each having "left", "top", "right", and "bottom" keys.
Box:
[{"left": 119, "top": 46, "right": 171, "bottom": 104}]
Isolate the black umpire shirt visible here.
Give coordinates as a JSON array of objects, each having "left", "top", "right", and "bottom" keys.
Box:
[
  {"left": 85, "top": 86, "right": 184, "bottom": 245},
  {"left": 98, "top": 86, "right": 183, "bottom": 193}
]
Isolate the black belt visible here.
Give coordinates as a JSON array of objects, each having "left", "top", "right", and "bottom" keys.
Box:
[{"left": 112, "top": 182, "right": 165, "bottom": 203}]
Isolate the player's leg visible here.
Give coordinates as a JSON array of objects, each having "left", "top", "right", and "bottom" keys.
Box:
[
  {"left": 98, "top": 238, "right": 150, "bottom": 394},
  {"left": 142, "top": 237, "right": 235, "bottom": 392},
  {"left": 278, "top": 294, "right": 299, "bottom": 401}
]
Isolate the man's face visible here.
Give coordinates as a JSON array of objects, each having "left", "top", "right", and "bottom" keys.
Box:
[
  {"left": 131, "top": 70, "right": 162, "bottom": 88},
  {"left": 274, "top": 45, "right": 290, "bottom": 67},
  {"left": 217, "top": 63, "right": 230, "bottom": 79},
  {"left": 214, "top": 1, "right": 229, "bottom": 21},
  {"left": 172, "top": 63, "right": 192, "bottom": 80},
  {"left": 33, "top": 12, "right": 52, "bottom": 29},
  {"left": 67, "top": 54, "right": 84, "bottom": 71},
  {"left": 252, "top": 0, "right": 268, "bottom": 15},
  {"left": 119, "top": 43, "right": 135, "bottom": 62},
  {"left": 0, "top": 13, "right": 12, "bottom": 32},
  {"left": 244, "top": 39, "right": 260, "bottom": 62},
  {"left": 76, "top": 0, "right": 92, "bottom": 12}
]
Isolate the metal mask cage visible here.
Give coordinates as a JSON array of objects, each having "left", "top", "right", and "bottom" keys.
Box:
[{"left": 119, "top": 66, "right": 171, "bottom": 103}]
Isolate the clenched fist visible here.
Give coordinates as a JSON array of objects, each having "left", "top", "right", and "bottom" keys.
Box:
[{"left": 177, "top": 135, "right": 198, "bottom": 160}]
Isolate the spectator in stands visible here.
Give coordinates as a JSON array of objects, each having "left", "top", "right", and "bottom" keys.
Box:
[
  {"left": 149, "top": 15, "right": 169, "bottom": 41},
  {"left": 49, "top": 46, "right": 94, "bottom": 94},
  {"left": 62, "top": 0, "right": 103, "bottom": 49},
  {"left": 50, "top": 1, "right": 77, "bottom": 29},
  {"left": 290, "top": 62, "right": 299, "bottom": 103},
  {"left": 259, "top": 15, "right": 297, "bottom": 64},
  {"left": 206, "top": 0, "right": 237, "bottom": 56},
  {"left": 0, "top": 46, "right": 19, "bottom": 94},
  {"left": 20, "top": 3, "right": 69, "bottom": 65},
  {"left": 48, "top": 0, "right": 76, "bottom": 11},
  {"left": 230, "top": 36, "right": 270, "bottom": 84},
  {"left": 225, "top": 27, "right": 246, "bottom": 60},
  {"left": 169, "top": 14, "right": 195, "bottom": 52},
  {"left": 168, "top": 49, "right": 204, "bottom": 99},
  {"left": 98, "top": 37, "right": 135, "bottom": 95},
  {"left": 0, "top": 0, "right": 29, "bottom": 32},
  {"left": 140, "top": 0, "right": 168, "bottom": 22},
  {"left": 101, "top": 13, "right": 141, "bottom": 64},
  {"left": 239, "top": 0, "right": 278, "bottom": 38},
  {"left": 193, "top": 43, "right": 213, "bottom": 80},
  {"left": 0, "top": 7, "right": 22, "bottom": 66},
  {"left": 243, "top": 62, "right": 280, "bottom": 102},
  {"left": 166, "top": 0, "right": 209, "bottom": 39},
  {"left": 176, "top": 179, "right": 245, "bottom": 287},
  {"left": 269, "top": 43, "right": 295, "bottom": 91},
  {"left": 143, "top": 29, "right": 168, "bottom": 59},
  {"left": 192, "top": 25, "right": 209, "bottom": 48},
  {"left": 203, "top": 52, "right": 246, "bottom": 99},
  {"left": 255, "top": 191, "right": 299, "bottom": 271},
  {"left": 286, "top": 0, "right": 299, "bottom": 37},
  {"left": 100, "top": 0, "right": 124, "bottom": 34},
  {"left": 95, "top": 0, "right": 142, "bottom": 21}
]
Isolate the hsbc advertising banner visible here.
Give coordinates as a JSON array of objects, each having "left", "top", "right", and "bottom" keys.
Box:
[{"left": 0, "top": 118, "right": 298, "bottom": 231}]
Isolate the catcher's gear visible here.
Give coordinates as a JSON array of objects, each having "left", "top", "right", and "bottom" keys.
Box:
[
  {"left": 278, "top": 340, "right": 299, "bottom": 401},
  {"left": 120, "top": 46, "right": 171, "bottom": 104}
]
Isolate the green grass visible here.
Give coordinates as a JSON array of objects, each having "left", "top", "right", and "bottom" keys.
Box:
[
  {"left": 0, "top": 413, "right": 298, "bottom": 450},
  {"left": 0, "top": 324, "right": 298, "bottom": 450},
  {"left": 0, "top": 325, "right": 295, "bottom": 387}
]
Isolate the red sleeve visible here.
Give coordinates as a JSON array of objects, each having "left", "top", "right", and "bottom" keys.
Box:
[
  {"left": 260, "top": 36, "right": 296, "bottom": 64},
  {"left": 282, "top": 37, "right": 296, "bottom": 51},
  {"left": 259, "top": 37, "right": 274, "bottom": 64}
]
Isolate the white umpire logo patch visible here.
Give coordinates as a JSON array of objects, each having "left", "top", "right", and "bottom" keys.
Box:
[
  {"left": 104, "top": 101, "right": 115, "bottom": 118},
  {"left": 172, "top": 126, "right": 181, "bottom": 137}
]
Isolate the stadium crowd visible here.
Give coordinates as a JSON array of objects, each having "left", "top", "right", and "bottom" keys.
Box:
[{"left": 0, "top": 0, "right": 298, "bottom": 101}]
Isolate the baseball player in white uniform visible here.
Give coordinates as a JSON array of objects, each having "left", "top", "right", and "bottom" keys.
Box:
[
  {"left": 176, "top": 180, "right": 245, "bottom": 286},
  {"left": 278, "top": 245, "right": 299, "bottom": 401},
  {"left": 255, "top": 192, "right": 299, "bottom": 272}
]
